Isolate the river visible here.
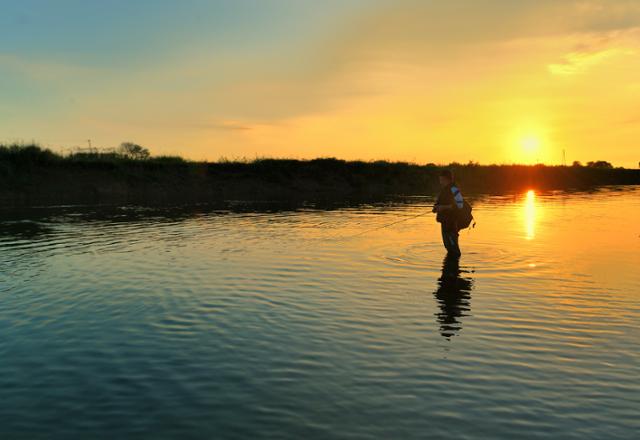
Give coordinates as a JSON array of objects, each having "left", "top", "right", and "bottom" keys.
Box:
[{"left": 1, "top": 186, "right": 638, "bottom": 439}]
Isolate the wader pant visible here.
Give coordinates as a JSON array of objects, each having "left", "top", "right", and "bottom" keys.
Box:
[{"left": 441, "top": 224, "right": 461, "bottom": 257}]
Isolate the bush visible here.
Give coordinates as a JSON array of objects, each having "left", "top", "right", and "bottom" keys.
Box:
[
  {"left": 0, "top": 143, "right": 59, "bottom": 165},
  {"left": 153, "top": 156, "right": 186, "bottom": 164},
  {"left": 118, "top": 142, "right": 150, "bottom": 160},
  {"left": 586, "top": 160, "right": 613, "bottom": 169}
]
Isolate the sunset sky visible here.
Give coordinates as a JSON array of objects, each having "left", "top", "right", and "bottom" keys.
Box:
[{"left": 1, "top": 0, "right": 639, "bottom": 166}]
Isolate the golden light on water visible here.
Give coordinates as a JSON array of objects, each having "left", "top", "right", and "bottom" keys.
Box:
[{"left": 524, "top": 190, "right": 536, "bottom": 240}]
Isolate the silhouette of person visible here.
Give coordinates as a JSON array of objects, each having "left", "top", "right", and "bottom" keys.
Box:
[
  {"left": 432, "top": 169, "right": 465, "bottom": 257},
  {"left": 433, "top": 254, "right": 473, "bottom": 339}
]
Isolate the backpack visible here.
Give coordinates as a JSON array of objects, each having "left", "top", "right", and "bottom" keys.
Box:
[
  {"left": 456, "top": 199, "right": 474, "bottom": 230},
  {"left": 451, "top": 186, "right": 474, "bottom": 230}
]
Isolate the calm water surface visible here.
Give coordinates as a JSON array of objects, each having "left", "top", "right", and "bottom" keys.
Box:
[{"left": 1, "top": 187, "right": 639, "bottom": 439}]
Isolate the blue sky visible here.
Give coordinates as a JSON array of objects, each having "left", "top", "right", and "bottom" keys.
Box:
[{"left": 0, "top": 1, "right": 368, "bottom": 66}]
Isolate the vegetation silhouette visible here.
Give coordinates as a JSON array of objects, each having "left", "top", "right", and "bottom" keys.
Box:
[
  {"left": 0, "top": 143, "right": 638, "bottom": 207},
  {"left": 117, "top": 142, "right": 151, "bottom": 160}
]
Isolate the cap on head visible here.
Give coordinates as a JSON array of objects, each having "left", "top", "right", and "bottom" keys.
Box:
[{"left": 439, "top": 169, "right": 453, "bottom": 180}]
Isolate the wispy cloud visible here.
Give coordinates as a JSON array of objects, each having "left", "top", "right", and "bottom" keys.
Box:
[
  {"left": 207, "top": 120, "right": 253, "bottom": 131},
  {"left": 548, "top": 46, "right": 634, "bottom": 75}
]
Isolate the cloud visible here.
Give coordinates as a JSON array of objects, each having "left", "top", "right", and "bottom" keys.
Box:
[
  {"left": 208, "top": 0, "right": 640, "bottom": 124},
  {"left": 206, "top": 120, "right": 253, "bottom": 131},
  {"left": 329, "top": 0, "right": 640, "bottom": 56},
  {"left": 548, "top": 47, "right": 634, "bottom": 75},
  {"left": 620, "top": 113, "right": 640, "bottom": 124}
]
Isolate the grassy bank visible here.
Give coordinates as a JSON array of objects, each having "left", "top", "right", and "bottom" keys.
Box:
[{"left": 0, "top": 143, "right": 638, "bottom": 207}]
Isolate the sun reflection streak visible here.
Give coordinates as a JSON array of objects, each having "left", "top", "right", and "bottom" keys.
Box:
[{"left": 524, "top": 190, "right": 536, "bottom": 240}]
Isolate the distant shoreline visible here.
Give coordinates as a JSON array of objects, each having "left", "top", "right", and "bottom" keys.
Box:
[{"left": 1, "top": 144, "right": 638, "bottom": 207}]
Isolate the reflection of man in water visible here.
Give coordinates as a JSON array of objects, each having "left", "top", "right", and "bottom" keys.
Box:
[{"left": 434, "top": 255, "right": 472, "bottom": 339}]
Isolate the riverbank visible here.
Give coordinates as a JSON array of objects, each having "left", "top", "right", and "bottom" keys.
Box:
[{"left": 1, "top": 144, "right": 638, "bottom": 207}]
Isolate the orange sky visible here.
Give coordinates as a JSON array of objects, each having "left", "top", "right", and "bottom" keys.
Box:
[{"left": 2, "top": 1, "right": 639, "bottom": 166}]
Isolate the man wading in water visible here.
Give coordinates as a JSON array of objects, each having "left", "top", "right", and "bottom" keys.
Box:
[{"left": 433, "top": 169, "right": 465, "bottom": 257}]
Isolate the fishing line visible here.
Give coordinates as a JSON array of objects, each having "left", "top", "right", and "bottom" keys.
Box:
[
  {"left": 332, "top": 210, "right": 434, "bottom": 241},
  {"left": 329, "top": 210, "right": 476, "bottom": 241}
]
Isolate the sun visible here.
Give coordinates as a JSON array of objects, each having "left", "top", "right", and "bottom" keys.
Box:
[{"left": 520, "top": 135, "right": 540, "bottom": 153}]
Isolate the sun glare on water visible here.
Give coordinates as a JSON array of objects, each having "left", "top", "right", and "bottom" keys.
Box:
[{"left": 524, "top": 189, "right": 536, "bottom": 240}]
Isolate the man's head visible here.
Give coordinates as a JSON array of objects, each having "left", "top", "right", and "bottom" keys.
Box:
[{"left": 439, "top": 169, "right": 454, "bottom": 187}]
